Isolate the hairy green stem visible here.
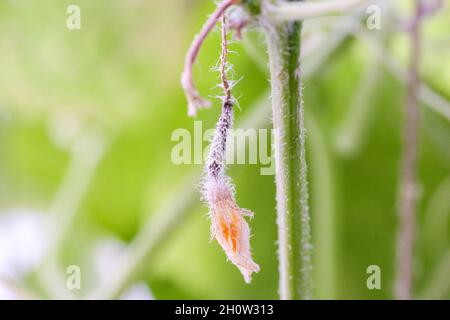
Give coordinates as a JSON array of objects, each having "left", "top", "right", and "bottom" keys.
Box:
[{"left": 264, "top": 1, "right": 312, "bottom": 300}]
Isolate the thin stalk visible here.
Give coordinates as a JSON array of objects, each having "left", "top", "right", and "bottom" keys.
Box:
[
  {"left": 264, "top": 0, "right": 312, "bottom": 300},
  {"left": 181, "top": 0, "right": 239, "bottom": 116},
  {"left": 395, "top": 0, "right": 423, "bottom": 300},
  {"left": 39, "top": 129, "right": 106, "bottom": 299}
]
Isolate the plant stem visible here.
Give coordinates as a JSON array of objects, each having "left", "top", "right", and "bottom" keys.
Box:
[
  {"left": 264, "top": 0, "right": 312, "bottom": 300},
  {"left": 181, "top": 0, "right": 239, "bottom": 116},
  {"left": 39, "top": 129, "right": 106, "bottom": 299},
  {"left": 395, "top": 0, "right": 423, "bottom": 300}
]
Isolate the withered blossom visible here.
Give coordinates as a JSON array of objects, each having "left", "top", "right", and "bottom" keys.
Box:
[
  {"left": 183, "top": 9, "right": 259, "bottom": 282},
  {"left": 201, "top": 99, "right": 260, "bottom": 282}
]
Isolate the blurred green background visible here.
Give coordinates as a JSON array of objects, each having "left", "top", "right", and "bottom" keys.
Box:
[{"left": 0, "top": 0, "right": 449, "bottom": 299}]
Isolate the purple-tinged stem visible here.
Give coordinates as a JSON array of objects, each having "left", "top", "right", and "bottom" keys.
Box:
[
  {"left": 395, "top": 0, "right": 424, "bottom": 300},
  {"left": 181, "top": 0, "right": 239, "bottom": 116}
]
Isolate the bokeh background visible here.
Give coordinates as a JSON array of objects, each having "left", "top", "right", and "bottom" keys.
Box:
[{"left": 0, "top": 0, "right": 449, "bottom": 299}]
